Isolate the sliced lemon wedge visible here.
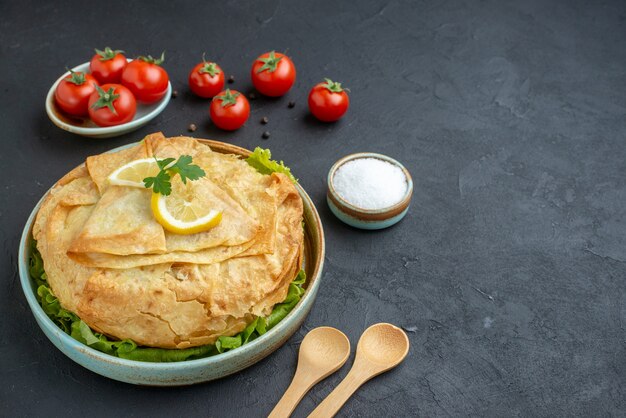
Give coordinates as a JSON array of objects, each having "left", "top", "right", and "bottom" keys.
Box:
[
  {"left": 108, "top": 158, "right": 161, "bottom": 188},
  {"left": 151, "top": 191, "right": 222, "bottom": 235}
]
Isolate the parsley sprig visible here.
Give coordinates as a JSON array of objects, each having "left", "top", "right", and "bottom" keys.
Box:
[{"left": 143, "top": 155, "right": 206, "bottom": 196}]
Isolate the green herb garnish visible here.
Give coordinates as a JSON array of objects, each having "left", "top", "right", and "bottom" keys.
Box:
[{"left": 143, "top": 155, "right": 206, "bottom": 196}]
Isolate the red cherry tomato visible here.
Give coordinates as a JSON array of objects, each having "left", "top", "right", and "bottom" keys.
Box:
[
  {"left": 89, "top": 47, "right": 127, "bottom": 84},
  {"left": 121, "top": 53, "right": 169, "bottom": 104},
  {"left": 209, "top": 89, "right": 250, "bottom": 131},
  {"left": 308, "top": 78, "right": 350, "bottom": 122},
  {"left": 250, "top": 51, "right": 295, "bottom": 97},
  {"left": 189, "top": 55, "right": 225, "bottom": 98},
  {"left": 88, "top": 83, "right": 137, "bottom": 127},
  {"left": 54, "top": 71, "right": 99, "bottom": 117}
]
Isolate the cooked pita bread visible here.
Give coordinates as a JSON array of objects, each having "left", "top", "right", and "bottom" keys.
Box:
[
  {"left": 67, "top": 135, "right": 278, "bottom": 268},
  {"left": 33, "top": 134, "right": 304, "bottom": 349}
]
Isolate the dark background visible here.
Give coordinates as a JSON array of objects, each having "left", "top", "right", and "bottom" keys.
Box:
[{"left": 1, "top": 0, "right": 625, "bottom": 416}]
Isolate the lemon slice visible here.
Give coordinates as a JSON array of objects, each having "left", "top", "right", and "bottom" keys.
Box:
[
  {"left": 108, "top": 158, "right": 161, "bottom": 187},
  {"left": 151, "top": 192, "right": 222, "bottom": 235}
]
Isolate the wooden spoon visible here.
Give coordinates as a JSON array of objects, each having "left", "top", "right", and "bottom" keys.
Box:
[
  {"left": 269, "top": 327, "right": 351, "bottom": 418},
  {"left": 307, "top": 323, "right": 410, "bottom": 418}
]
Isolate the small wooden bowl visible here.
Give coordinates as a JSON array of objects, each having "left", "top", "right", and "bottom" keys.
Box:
[{"left": 327, "top": 153, "right": 413, "bottom": 230}]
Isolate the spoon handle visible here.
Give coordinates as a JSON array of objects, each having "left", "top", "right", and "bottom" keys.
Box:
[
  {"left": 268, "top": 373, "right": 311, "bottom": 418},
  {"left": 307, "top": 368, "right": 369, "bottom": 418}
]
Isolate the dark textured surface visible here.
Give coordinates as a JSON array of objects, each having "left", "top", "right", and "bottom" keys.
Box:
[{"left": 1, "top": 0, "right": 625, "bottom": 416}]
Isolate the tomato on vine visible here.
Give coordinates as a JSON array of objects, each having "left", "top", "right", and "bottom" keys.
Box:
[
  {"left": 209, "top": 89, "right": 250, "bottom": 131},
  {"left": 54, "top": 70, "right": 99, "bottom": 117},
  {"left": 308, "top": 78, "right": 350, "bottom": 122},
  {"left": 90, "top": 47, "right": 127, "bottom": 84},
  {"left": 250, "top": 51, "right": 296, "bottom": 97},
  {"left": 88, "top": 84, "right": 136, "bottom": 127},
  {"left": 121, "top": 53, "right": 169, "bottom": 104},
  {"left": 189, "top": 54, "right": 225, "bottom": 98}
]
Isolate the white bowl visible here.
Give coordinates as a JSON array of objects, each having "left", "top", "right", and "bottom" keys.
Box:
[{"left": 45, "top": 60, "right": 171, "bottom": 139}]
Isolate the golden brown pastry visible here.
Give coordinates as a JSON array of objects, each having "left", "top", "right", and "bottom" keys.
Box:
[{"left": 33, "top": 133, "right": 303, "bottom": 349}]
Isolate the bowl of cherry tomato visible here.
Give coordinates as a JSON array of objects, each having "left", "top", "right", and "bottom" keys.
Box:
[{"left": 46, "top": 53, "right": 171, "bottom": 139}]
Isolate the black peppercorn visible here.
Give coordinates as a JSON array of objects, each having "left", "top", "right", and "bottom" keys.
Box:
[
  {"left": 188, "top": 123, "right": 197, "bottom": 132},
  {"left": 228, "top": 75, "right": 235, "bottom": 83},
  {"left": 262, "top": 131, "right": 270, "bottom": 139},
  {"left": 288, "top": 101, "right": 295, "bottom": 108},
  {"left": 261, "top": 117, "right": 269, "bottom": 124}
]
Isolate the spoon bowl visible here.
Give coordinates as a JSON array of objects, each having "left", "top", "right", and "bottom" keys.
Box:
[
  {"left": 299, "top": 327, "right": 351, "bottom": 369},
  {"left": 358, "top": 322, "right": 410, "bottom": 369}
]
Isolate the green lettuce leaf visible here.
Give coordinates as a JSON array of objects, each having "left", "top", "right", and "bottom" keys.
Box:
[
  {"left": 246, "top": 147, "right": 297, "bottom": 183},
  {"left": 265, "top": 270, "right": 306, "bottom": 329},
  {"left": 29, "top": 241, "right": 46, "bottom": 289},
  {"left": 214, "top": 270, "right": 307, "bottom": 353},
  {"left": 37, "top": 285, "right": 78, "bottom": 334}
]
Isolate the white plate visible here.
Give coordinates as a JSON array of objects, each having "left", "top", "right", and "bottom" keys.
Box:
[{"left": 45, "top": 60, "right": 171, "bottom": 139}]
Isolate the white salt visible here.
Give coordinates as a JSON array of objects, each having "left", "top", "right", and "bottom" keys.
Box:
[{"left": 332, "top": 158, "right": 408, "bottom": 210}]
